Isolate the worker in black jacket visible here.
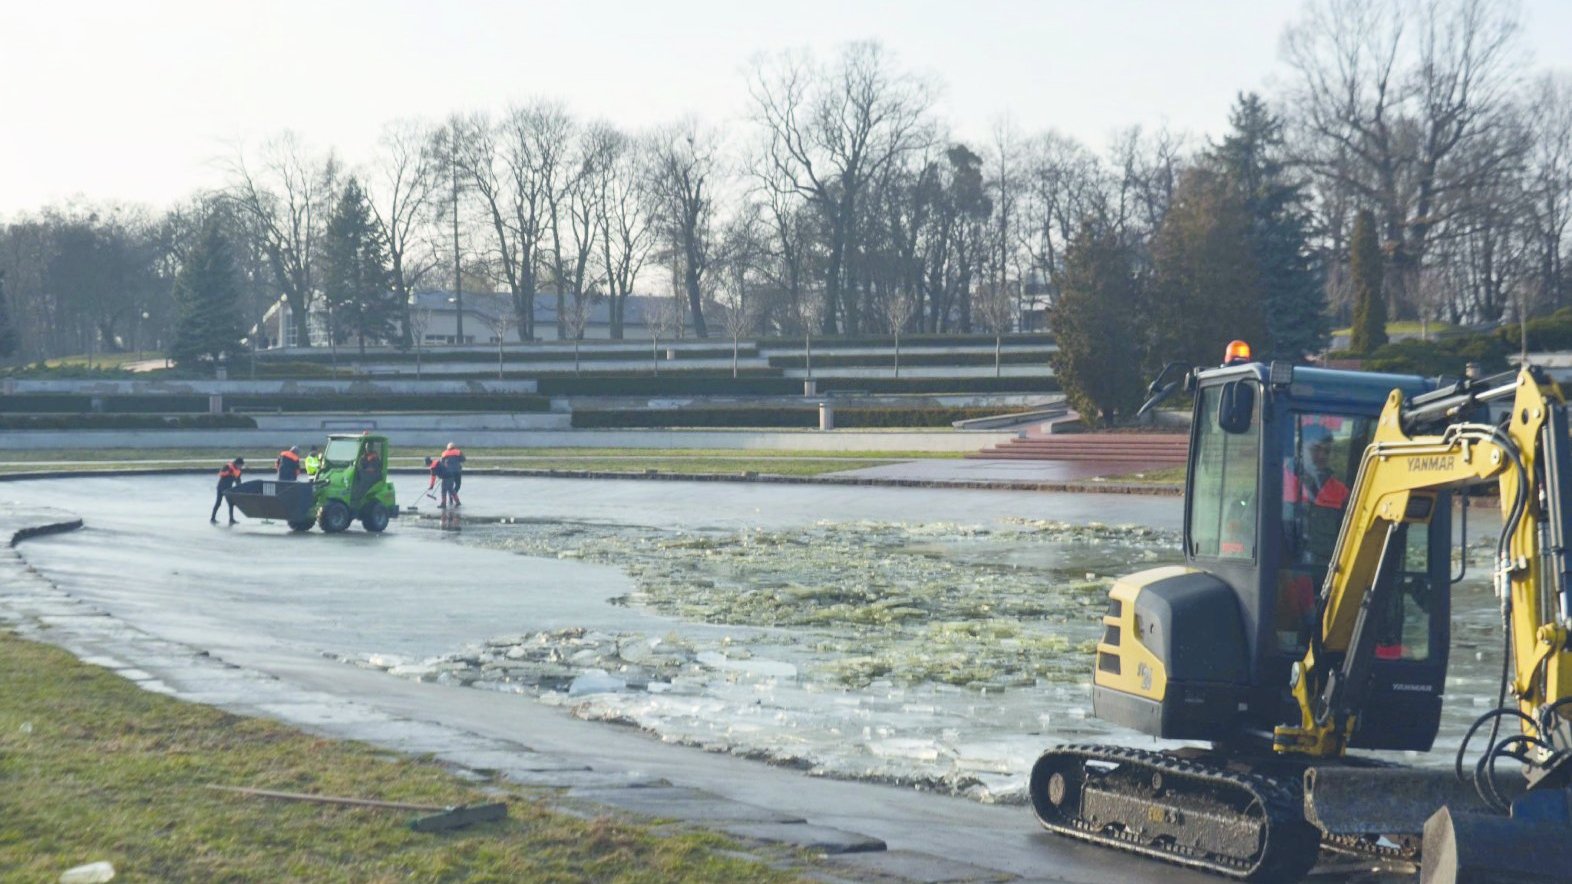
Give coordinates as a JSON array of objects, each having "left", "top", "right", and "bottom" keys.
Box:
[
  {"left": 276, "top": 445, "right": 302, "bottom": 481},
  {"left": 211, "top": 457, "right": 245, "bottom": 524}
]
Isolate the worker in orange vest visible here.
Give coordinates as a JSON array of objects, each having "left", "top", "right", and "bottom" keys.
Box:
[
  {"left": 276, "top": 445, "right": 303, "bottom": 481},
  {"left": 211, "top": 457, "right": 246, "bottom": 524},
  {"left": 439, "top": 442, "right": 465, "bottom": 508}
]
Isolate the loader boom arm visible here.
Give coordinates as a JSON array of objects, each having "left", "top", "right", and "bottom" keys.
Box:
[{"left": 1274, "top": 369, "right": 1572, "bottom": 758}]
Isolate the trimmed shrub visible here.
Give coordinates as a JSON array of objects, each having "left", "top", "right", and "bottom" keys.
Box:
[
  {"left": 1501, "top": 309, "right": 1572, "bottom": 352},
  {"left": 1359, "top": 334, "right": 1512, "bottom": 377}
]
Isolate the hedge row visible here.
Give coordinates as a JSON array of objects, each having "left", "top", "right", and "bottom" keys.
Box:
[
  {"left": 570, "top": 406, "right": 1010, "bottom": 429},
  {"left": 0, "top": 414, "right": 258, "bottom": 430},
  {"left": 1351, "top": 334, "right": 1513, "bottom": 377},
  {"left": 0, "top": 395, "right": 210, "bottom": 414},
  {"left": 225, "top": 394, "right": 551, "bottom": 413},
  {"left": 766, "top": 350, "right": 1053, "bottom": 369},
  {"left": 756, "top": 332, "right": 1056, "bottom": 349},
  {"left": 0, "top": 394, "right": 552, "bottom": 414},
  {"left": 264, "top": 345, "right": 757, "bottom": 366},
  {"left": 538, "top": 375, "right": 1059, "bottom": 395}
]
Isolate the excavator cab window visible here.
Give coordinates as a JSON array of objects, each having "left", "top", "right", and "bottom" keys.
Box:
[
  {"left": 1274, "top": 412, "right": 1435, "bottom": 658},
  {"left": 1189, "top": 382, "right": 1261, "bottom": 560}
]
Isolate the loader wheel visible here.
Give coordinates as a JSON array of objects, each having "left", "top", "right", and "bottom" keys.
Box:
[
  {"left": 319, "top": 501, "right": 352, "bottom": 534},
  {"left": 361, "top": 502, "right": 389, "bottom": 533},
  {"left": 288, "top": 520, "right": 314, "bottom": 533}
]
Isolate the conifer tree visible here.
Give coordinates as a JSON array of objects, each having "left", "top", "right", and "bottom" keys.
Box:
[
  {"left": 1150, "top": 168, "right": 1267, "bottom": 372},
  {"left": 1349, "top": 209, "right": 1388, "bottom": 353},
  {"left": 170, "top": 216, "right": 243, "bottom": 372},
  {"left": 0, "top": 271, "right": 19, "bottom": 360},
  {"left": 1050, "top": 223, "right": 1147, "bottom": 426},
  {"left": 321, "top": 177, "right": 396, "bottom": 356},
  {"left": 1208, "top": 93, "right": 1327, "bottom": 361}
]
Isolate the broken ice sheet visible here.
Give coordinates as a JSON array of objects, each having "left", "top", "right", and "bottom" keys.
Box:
[{"left": 355, "top": 517, "right": 1184, "bottom": 802}]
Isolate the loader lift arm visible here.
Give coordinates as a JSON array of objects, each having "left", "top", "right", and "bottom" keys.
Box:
[{"left": 1274, "top": 368, "right": 1572, "bottom": 774}]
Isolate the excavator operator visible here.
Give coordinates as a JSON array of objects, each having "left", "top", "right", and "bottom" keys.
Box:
[{"left": 1278, "top": 422, "right": 1356, "bottom": 650}]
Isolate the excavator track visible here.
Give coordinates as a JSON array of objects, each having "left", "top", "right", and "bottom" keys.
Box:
[{"left": 1029, "top": 744, "right": 1322, "bottom": 881}]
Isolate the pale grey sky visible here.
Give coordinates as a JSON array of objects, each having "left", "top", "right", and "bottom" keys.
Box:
[{"left": 3, "top": 0, "right": 1569, "bottom": 218}]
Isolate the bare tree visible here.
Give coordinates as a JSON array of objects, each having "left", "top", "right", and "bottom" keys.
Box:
[
  {"left": 881, "top": 287, "right": 915, "bottom": 377},
  {"left": 1283, "top": 0, "right": 1527, "bottom": 316},
  {"left": 408, "top": 301, "right": 433, "bottom": 379},
  {"left": 224, "top": 132, "right": 338, "bottom": 348},
  {"left": 563, "top": 288, "right": 593, "bottom": 374},
  {"left": 717, "top": 296, "right": 757, "bottom": 378},
  {"left": 452, "top": 104, "right": 568, "bottom": 342},
  {"left": 1524, "top": 74, "right": 1572, "bottom": 312},
  {"left": 562, "top": 123, "right": 618, "bottom": 340},
  {"left": 646, "top": 297, "right": 680, "bottom": 375},
  {"left": 595, "top": 133, "right": 657, "bottom": 339},
  {"left": 977, "top": 283, "right": 1014, "bottom": 378},
  {"left": 648, "top": 119, "right": 719, "bottom": 338},
  {"left": 477, "top": 308, "right": 516, "bottom": 380},
  {"left": 750, "top": 42, "right": 935, "bottom": 333},
  {"left": 1020, "top": 132, "right": 1108, "bottom": 307},
  {"left": 366, "top": 119, "right": 442, "bottom": 349}
]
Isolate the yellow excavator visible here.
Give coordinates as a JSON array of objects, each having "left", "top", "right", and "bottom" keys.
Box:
[{"left": 1031, "top": 344, "right": 1572, "bottom": 881}]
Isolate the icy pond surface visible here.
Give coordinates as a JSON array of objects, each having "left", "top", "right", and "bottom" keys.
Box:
[{"left": 339, "top": 482, "right": 1506, "bottom": 805}]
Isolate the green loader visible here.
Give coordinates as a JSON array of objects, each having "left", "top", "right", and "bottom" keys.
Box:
[{"left": 226, "top": 433, "right": 399, "bottom": 534}]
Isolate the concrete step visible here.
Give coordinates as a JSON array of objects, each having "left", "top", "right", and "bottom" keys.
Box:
[{"left": 968, "top": 432, "right": 1188, "bottom": 463}]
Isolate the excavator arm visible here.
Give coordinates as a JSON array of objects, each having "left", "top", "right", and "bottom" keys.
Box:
[{"left": 1275, "top": 368, "right": 1572, "bottom": 762}]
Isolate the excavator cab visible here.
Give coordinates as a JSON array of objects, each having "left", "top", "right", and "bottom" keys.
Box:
[{"left": 1093, "top": 359, "right": 1452, "bottom": 751}]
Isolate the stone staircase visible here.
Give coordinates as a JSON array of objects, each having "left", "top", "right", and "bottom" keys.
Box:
[{"left": 968, "top": 431, "right": 1189, "bottom": 465}]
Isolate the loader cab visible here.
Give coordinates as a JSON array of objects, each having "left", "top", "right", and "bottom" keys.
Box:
[{"left": 1183, "top": 361, "right": 1452, "bottom": 750}]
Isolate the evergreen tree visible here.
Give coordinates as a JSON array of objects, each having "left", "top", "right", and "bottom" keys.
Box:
[
  {"left": 0, "top": 271, "right": 19, "bottom": 360},
  {"left": 1050, "top": 222, "right": 1147, "bottom": 426},
  {"left": 1150, "top": 168, "right": 1267, "bottom": 372},
  {"left": 1207, "top": 93, "right": 1328, "bottom": 361},
  {"left": 1349, "top": 209, "right": 1388, "bottom": 353},
  {"left": 321, "top": 178, "right": 396, "bottom": 356},
  {"left": 170, "top": 216, "right": 243, "bottom": 372}
]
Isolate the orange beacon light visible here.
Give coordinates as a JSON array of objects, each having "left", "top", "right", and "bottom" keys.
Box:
[{"left": 1223, "top": 340, "right": 1252, "bottom": 365}]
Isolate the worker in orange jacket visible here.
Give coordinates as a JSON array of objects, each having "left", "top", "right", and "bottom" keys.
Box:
[
  {"left": 211, "top": 457, "right": 245, "bottom": 524},
  {"left": 439, "top": 442, "right": 465, "bottom": 508},
  {"left": 276, "top": 445, "right": 303, "bottom": 481}
]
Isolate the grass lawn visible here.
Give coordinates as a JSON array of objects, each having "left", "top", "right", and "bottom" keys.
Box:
[
  {"left": 1099, "top": 464, "right": 1186, "bottom": 486},
  {"left": 0, "top": 448, "right": 958, "bottom": 478},
  {"left": 0, "top": 630, "right": 797, "bottom": 882}
]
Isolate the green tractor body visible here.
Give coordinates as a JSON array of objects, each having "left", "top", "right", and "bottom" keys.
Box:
[{"left": 227, "top": 433, "right": 398, "bottom": 534}]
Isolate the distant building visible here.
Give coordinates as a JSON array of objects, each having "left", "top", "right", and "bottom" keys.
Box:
[{"left": 259, "top": 291, "right": 675, "bottom": 348}]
